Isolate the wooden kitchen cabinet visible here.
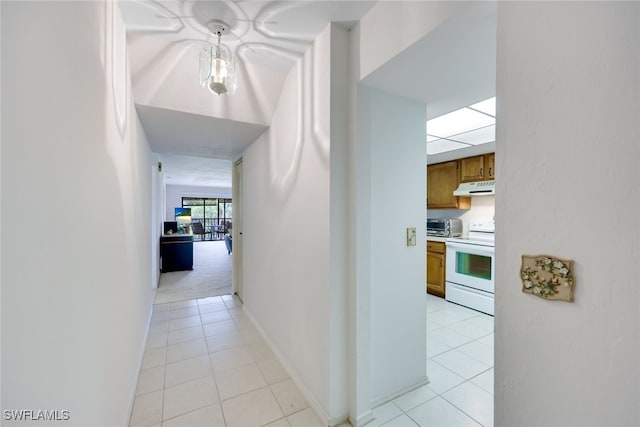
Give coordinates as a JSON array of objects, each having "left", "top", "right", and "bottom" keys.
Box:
[
  {"left": 485, "top": 153, "right": 495, "bottom": 179},
  {"left": 459, "top": 154, "right": 495, "bottom": 182},
  {"left": 426, "top": 240, "right": 446, "bottom": 297},
  {"left": 459, "top": 155, "right": 485, "bottom": 182},
  {"left": 427, "top": 161, "right": 470, "bottom": 209}
]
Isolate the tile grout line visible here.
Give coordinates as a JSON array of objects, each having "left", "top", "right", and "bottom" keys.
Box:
[
  {"left": 222, "top": 297, "right": 283, "bottom": 424},
  {"left": 223, "top": 296, "right": 318, "bottom": 427},
  {"left": 159, "top": 303, "right": 168, "bottom": 426},
  {"left": 143, "top": 297, "right": 227, "bottom": 425},
  {"left": 423, "top": 296, "right": 494, "bottom": 427},
  {"left": 199, "top": 297, "right": 229, "bottom": 427}
]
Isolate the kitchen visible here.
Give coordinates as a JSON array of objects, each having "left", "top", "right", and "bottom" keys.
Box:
[
  {"left": 422, "top": 98, "right": 496, "bottom": 421},
  {"left": 426, "top": 97, "right": 496, "bottom": 315}
]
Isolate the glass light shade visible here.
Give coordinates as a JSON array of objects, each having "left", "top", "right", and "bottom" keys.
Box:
[{"left": 199, "top": 42, "right": 237, "bottom": 96}]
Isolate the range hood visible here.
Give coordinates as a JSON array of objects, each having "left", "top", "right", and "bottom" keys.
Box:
[{"left": 453, "top": 180, "right": 496, "bottom": 196}]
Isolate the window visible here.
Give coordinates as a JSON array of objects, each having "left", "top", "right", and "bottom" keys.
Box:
[{"left": 182, "top": 197, "right": 232, "bottom": 237}]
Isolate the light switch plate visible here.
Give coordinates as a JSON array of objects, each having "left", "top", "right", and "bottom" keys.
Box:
[{"left": 407, "top": 227, "right": 416, "bottom": 246}]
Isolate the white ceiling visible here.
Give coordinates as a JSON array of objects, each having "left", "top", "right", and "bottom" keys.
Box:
[
  {"left": 136, "top": 104, "right": 267, "bottom": 159},
  {"left": 121, "top": 0, "right": 377, "bottom": 188},
  {"left": 361, "top": 1, "right": 496, "bottom": 118},
  {"left": 158, "top": 153, "right": 232, "bottom": 188},
  {"left": 360, "top": 1, "right": 497, "bottom": 160},
  {"left": 123, "top": 1, "right": 497, "bottom": 185},
  {"left": 120, "top": 0, "right": 376, "bottom": 72},
  {"left": 136, "top": 104, "right": 266, "bottom": 188}
]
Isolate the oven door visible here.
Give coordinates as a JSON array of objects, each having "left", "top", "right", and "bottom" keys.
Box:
[{"left": 446, "top": 241, "right": 495, "bottom": 294}]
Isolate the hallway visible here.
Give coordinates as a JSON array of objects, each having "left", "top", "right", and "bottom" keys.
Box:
[
  {"left": 130, "top": 295, "right": 328, "bottom": 426},
  {"left": 130, "top": 292, "right": 494, "bottom": 427}
]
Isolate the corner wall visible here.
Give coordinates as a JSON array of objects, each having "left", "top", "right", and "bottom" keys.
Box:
[
  {"left": 357, "top": 86, "right": 427, "bottom": 405},
  {"left": 242, "top": 24, "right": 349, "bottom": 424},
  {"left": 495, "top": 2, "right": 640, "bottom": 425},
  {"left": 1, "top": 1, "right": 154, "bottom": 424},
  {"left": 358, "top": 1, "right": 470, "bottom": 80}
]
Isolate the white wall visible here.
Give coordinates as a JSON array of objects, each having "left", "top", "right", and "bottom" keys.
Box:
[
  {"left": 164, "top": 184, "right": 232, "bottom": 222},
  {"left": 427, "top": 195, "right": 495, "bottom": 236},
  {"left": 358, "top": 1, "right": 470, "bottom": 80},
  {"left": 242, "top": 24, "right": 349, "bottom": 425},
  {"left": 495, "top": 2, "right": 640, "bottom": 426},
  {"left": 1, "top": 1, "right": 154, "bottom": 425},
  {"left": 358, "top": 86, "right": 428, "bottom": 405}
]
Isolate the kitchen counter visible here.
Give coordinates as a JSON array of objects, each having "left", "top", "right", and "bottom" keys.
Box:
[
  {"left": 162, "top": 233, "right": 193, "bottom": 238},
  {"left": 426, "top": 236, "right": 448, "bottom": 243}
]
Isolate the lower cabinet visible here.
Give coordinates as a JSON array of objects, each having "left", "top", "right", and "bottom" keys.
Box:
[
  {"left": 160, "top": 235, "right": 194, "bottom": 272},
  {"left": 426, "top": 240, "right": 446, "bottom": 297}
]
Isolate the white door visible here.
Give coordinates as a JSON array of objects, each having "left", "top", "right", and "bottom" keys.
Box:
[{"left": 232, "top": 159, "right": 244, "bottom": 301}]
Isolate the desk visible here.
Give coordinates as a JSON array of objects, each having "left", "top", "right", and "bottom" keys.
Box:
[{"left": 160, "top": 234, "right": 193, "bottom": 272}]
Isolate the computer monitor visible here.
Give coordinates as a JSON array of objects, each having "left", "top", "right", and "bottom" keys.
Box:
[{"left": 163, "top": 221, "right": 178, "bottom": 234}]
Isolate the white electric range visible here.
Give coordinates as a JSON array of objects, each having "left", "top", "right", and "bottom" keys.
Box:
[{"left": 445, "top": 220, "right": 495, "bottom": 316}]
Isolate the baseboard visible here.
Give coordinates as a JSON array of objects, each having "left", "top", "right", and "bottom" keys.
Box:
[
  {"left": 126, "top": 292, "right": 155, "bottom": 425},
  {"left": 243, "top": 307, "right": 345, "bottom": 426},
  {"left": 328, "top": 413, "right": 352, "bottom": 427},
  {"left": 370, "top": 375, "right": 431, "bottom": 409},
  {"left": 350, "top": 410, "right": 375, "bottom": 427}
]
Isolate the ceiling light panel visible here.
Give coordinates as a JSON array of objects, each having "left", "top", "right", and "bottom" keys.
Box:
[
  {"left": 469, "top": 97, "right": 496, "bottom": 116},
  {"left": 427, "top": 108, "right": 495, "bottom": 138}
]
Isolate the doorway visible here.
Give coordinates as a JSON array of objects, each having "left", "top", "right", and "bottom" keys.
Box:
[{"left": 355, "top": 2, "right": 497, "bottom": 424}]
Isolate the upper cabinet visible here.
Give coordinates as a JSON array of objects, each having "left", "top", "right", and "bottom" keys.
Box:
[
  {"left": 427, "top": 153, "right": 495, "bottom": 209},
  {"left": 485, "top": 153, "right": 495, "bottom": 179},
  {"left": 427, "top": 161, "right": 471, "bottom": 209},
  {"left": 459, "top": 155, "right": 485, "bottom": 182},
  {"left": 459, "top": 153, "right": 496, "bottom": 183}
]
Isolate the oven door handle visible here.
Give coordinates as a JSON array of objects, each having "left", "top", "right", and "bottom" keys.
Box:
[{"left": 446, "top": 241, "right": 495, "bottom": 254}]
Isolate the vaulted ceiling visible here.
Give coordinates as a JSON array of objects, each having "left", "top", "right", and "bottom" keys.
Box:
[
  {"left": 121, "top": 0, "right": 497, "bottom": 186},
  {"left": 120, "top": 0, "right": 376, "bottom": 187}
]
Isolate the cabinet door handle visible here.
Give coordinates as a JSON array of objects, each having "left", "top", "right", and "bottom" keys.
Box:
[
  {"left": 489, "top": 167, "right": 492, "bottom": 177},
  {"left": 480, "top": 167, "right": 483, "bottom": 177},
  {"left": 440, "top": 259, "right": 443, "bottom": 267}
]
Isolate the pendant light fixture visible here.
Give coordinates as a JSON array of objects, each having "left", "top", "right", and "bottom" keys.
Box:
[{"left": 199, "top": 20, "right": 237, "bottom": 96}]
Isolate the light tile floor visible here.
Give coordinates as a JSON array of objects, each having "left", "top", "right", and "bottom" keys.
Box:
[
  {"left": 130, "top": 295, "right": 327, "bottom": 427},
  {"left": 371, "top": 294, "right": 494, "bottom": 427},
  {"left": 131, "top": 294, "right": 493, "bottom": 427}
]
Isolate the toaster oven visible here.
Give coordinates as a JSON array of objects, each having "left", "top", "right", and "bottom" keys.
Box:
[{"left": 426, "top": 218, "right": 462, "bottom": 237}]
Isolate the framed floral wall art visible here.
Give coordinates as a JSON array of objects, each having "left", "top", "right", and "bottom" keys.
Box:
[{"left": 521, "top": 255, "right": 575, "bottom": 302}]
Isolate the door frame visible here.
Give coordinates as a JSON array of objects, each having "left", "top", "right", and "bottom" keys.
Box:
[{"left": 232, "top": 158, "right": 243, "bottom": 301}]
